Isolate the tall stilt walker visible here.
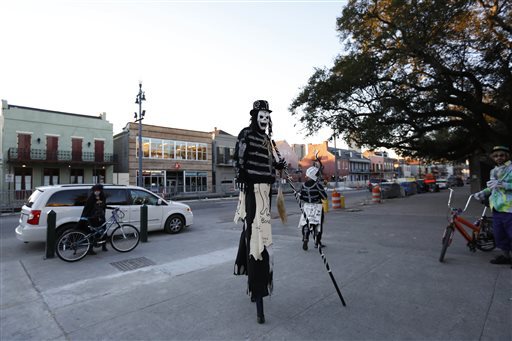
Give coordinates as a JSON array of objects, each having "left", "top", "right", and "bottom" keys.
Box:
[{"left": 233, "top": 100, "right": 286, "bottom": 324}]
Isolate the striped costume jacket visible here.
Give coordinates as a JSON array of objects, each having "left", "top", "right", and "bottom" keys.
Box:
[
  {"left": 234, "top": 126, "right": 277, "bottom": 185},
  {"left": 300, "top": 179, "right": 328, "bottom": 204}
]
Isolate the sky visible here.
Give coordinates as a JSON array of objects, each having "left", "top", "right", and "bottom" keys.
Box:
[{"left": 0, "top": 0, "right": 350, "bottom": 147}]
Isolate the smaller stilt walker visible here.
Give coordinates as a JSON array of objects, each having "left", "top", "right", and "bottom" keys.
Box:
[
  {"left": 233, "top": 100, "right": 286, "bottom": 324},
  {"left": 298, "top": 166, "right": 328, "bottom": 250}
]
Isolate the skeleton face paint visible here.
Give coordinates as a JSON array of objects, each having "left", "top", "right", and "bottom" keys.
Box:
[{"left": 257, "top": 110, "right": 270, "bottom": 131}]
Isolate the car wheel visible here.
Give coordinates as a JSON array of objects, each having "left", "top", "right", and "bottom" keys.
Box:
[
  {"left": 56, "top": 223, "right": 78, "bottom": 239},
  {"left": 164, "top": 214, "right": 185, "bottom": 234}
]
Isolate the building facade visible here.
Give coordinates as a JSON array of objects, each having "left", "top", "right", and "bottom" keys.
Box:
[
  {"left": 363, "top": 150, "right": 397, "bottom": 180},
  {"left": 0, "top": 100, "right": 115, "bottom": 203},
  {"left": 211, "top": 128, "right": 236, "bottom": 194},
  {"left": 299, "top": 141, "right": 370, "bottom": 183},
  {"left": 114, "top": 123, "right": 212, "bottom": 197}
]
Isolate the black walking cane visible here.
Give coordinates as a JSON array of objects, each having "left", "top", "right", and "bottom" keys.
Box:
[{"left": 271, "top": 140, "right": 347, "bottom": 307}]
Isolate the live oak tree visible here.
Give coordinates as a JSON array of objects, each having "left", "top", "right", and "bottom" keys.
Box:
[{"left": 290, "top": 0, "right": 511, "bottom": 161}]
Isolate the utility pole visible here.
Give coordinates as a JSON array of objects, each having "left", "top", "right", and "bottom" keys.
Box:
[{"left": 134, "top": 82, "right": 146, "bottom": 188}]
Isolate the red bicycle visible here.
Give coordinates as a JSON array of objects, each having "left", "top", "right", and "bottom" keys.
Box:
[{"left": 439, "top": 189, "right": 495, "bottom": 262}]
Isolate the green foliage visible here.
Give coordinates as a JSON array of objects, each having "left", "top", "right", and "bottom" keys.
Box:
[{"left": 290, "top": 0, "right": 511, "bottom": 160}]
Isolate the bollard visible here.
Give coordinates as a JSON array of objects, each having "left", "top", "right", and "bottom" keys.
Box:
[
  {"left": 140, "top": 204, "right": 148, "bottom": 242},
  {"left": 339, "top": 195, "right": 346, "bottom": 209},
  {"left": 322, "top": 198, "right": 329, "bottom": 213},
  {"left": 45, "top": 210, "right": 56, "bottom": 259}
]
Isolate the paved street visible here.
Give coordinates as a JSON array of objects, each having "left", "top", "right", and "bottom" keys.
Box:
[{"left": 1, "top": 188, "right": 511, "bottom": 340}]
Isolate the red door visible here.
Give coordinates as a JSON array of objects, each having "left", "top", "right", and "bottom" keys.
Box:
[
  {"left": 46, "top": 136, "right": 58, "bottom": 161},
  {"left": 17, "top": 134, "right": 31, "bottom": 160},
  {"left": 72, "top": 138, "right": 82, "bottom": 161},
  {"left": 95, "top": 140, "right": 104, "bottom": 162}
]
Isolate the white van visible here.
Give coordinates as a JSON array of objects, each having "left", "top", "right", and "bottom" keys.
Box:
[{"left": 16, "top": 184, "right": 193, "bottom": 243}]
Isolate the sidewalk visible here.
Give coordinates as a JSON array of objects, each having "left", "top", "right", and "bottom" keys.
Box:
[{"left": 1, "top": 189, "right": 510, "bottom": 340}]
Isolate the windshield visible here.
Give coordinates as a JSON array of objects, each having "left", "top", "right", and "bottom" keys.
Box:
[{"left": 26, "top": 189, "right": 44, "bottom": 208}]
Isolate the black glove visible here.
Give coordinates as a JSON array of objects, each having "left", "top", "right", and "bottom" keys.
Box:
[
  {"left": 274, "top": 158, "right": 286, "bottom": 170},
  {"left": 235, "top": 169, "right": 248, "bottom": 193},
  {"left": 294, "top": 191, "right": 302, "bottom": 202}
]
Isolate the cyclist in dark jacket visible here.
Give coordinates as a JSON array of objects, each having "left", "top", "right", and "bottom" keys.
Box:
[
  {"left": 299, "top": 166, "right": 328, "bottom": 250},
  {"left": 77, "top": 184, "right": 107, "bottom": 254}
]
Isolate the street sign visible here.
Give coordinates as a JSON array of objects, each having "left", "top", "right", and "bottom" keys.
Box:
[{"left": 5, "top": 173, "right": 14, "bottom": 183}]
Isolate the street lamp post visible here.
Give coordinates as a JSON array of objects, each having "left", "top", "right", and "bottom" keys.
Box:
[{"left": 134, "top": 82, "right": 146, "bottom": 188}]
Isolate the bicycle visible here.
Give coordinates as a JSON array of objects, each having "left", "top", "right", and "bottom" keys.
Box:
[
  {"left": 56, "top": 207, "right": 140, "bottom": 262},
  {"left": 439, "top": 189, "right": 495, "bottom": 263}
]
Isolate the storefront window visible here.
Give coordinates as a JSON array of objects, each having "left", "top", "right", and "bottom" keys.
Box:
[
  {"left": 163, "top": 140, "right": 174, "bottom": 159},
  {"left": 43, "top": 168, "right": 60, "bottom": 186},
  {"left": 141, "top": 137, "right": 150, "bottom": 158},
  {"left": 151, "top": 139, "right": 163, "bottom": 158},
  {"left": 184, "top": 171, "right": 207, "bottom": 192},
  {"left": 93, "top": 169, "right": 105, "bottom": 184},
  {"left": 176, "top": 141, "right": 187, "bottom": 159},
  {"left": 187, "top": 144, "right": 197, "bottom": 160},
  {"left": 198, "top": 145, "right": 207, "bottom": 160},
  {"left": 70, "top": 169, "right": 84, "bottom": 184},
  {"left": 138, "top": 137, "right": 207, "bottom": 161}
]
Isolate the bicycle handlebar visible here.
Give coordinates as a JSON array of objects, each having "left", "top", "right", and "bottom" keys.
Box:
[
  {"left": 447, "top": 188, "right": 477, "bottom": 213},
  {"left": 462, "top": 195, "right": 473, "bottom": 213}
]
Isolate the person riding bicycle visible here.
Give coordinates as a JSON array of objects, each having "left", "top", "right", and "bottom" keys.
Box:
[
  {"left": 78, "top": 184, "right": 108, "bottom": 254},
  {"left": 299, "top": 166, "right": 328, "bottom": 250},
  {"left": 473, "top": 145, "right": 512, "bottom": 267}
]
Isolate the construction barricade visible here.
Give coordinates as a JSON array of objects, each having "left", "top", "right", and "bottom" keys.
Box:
[
  {"left": 331, "top": 191, "right": 345, "bottom": 209},
  {"left": 372, "top": 185, "right": 381, "bottom": 203}
]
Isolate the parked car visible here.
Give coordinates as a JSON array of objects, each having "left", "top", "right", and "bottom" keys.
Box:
[
  {"left": 379, "top": 182, "right": 402, "bottom": 199},
  {"left": 368, "top": 178, "right": 387, "bottom": 192},
  {"left": 437, "top": 179, "right": 449, "bottom": 189},
  {"left": 16, "top": 184, "right": 193, "bottom": 243}
]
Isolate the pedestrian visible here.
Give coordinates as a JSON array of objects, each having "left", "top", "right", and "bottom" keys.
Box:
[
  {"left": 77, "top": 183, "right": 108, "bottom": 255},
  {"left": 473, "top": 145, "right": 512, "bottom": 267},
  {"left": 233, "top": 100, "right": 286, "bottom": 324},
  {"left": 298, "top": 166, "right": 328, "bottom": 250}
]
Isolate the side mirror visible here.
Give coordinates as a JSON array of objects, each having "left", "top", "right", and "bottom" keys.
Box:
[{"left": 157, "top": 198, "right": 163, "bottom": 206}]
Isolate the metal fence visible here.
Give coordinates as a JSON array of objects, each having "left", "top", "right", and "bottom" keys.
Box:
[{"left": 0, "top": 190, "right": 32, "bottom": 213}]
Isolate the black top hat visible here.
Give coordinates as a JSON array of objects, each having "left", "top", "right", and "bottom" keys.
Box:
[
  {"left": 250, "top": 100, "right": 272, "bottom": 115},
  {"left": 492, "top": 145, "right": 510, "bottom": 153}
]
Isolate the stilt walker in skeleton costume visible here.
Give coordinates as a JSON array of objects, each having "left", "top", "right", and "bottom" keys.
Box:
[
  {"left": 233, "top": 100, "right": 286, "bottom": 324},
  {"left": 299, "top": 166, "right": 328, "bottom": 250}
]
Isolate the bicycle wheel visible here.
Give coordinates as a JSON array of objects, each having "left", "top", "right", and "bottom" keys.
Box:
[
  {"left": 110, "top": 224, "right": 140, "bottom": 252},
  {"left": 439, "top": 225, "right": 454, "bottom": 263},
  {"left": 56, "top": 230, "right": 90, "bottom": 262}
]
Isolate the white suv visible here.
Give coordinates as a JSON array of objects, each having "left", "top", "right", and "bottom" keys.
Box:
[{"left": 16, "top": 184, "right": 193, "bottom": 243}]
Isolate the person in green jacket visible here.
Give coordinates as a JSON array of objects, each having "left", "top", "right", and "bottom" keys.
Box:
[{"left": 474, "top": 146, "right": 512, "bottom": 266}]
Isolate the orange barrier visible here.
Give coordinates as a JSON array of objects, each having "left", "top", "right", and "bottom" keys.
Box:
[
  {"left": 372, "top": 185, "right": 381, "bottom": 203},
  {"left": 332, "top": 191, "right": 341, "bottom": 209}
]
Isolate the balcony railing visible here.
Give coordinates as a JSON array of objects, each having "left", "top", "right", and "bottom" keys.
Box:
[
  {"left": 7, "top": 148, "right": 117, "bottom": 165},
  {"left": 350, "top": 169, "right": 370, "bottom": 174}
]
